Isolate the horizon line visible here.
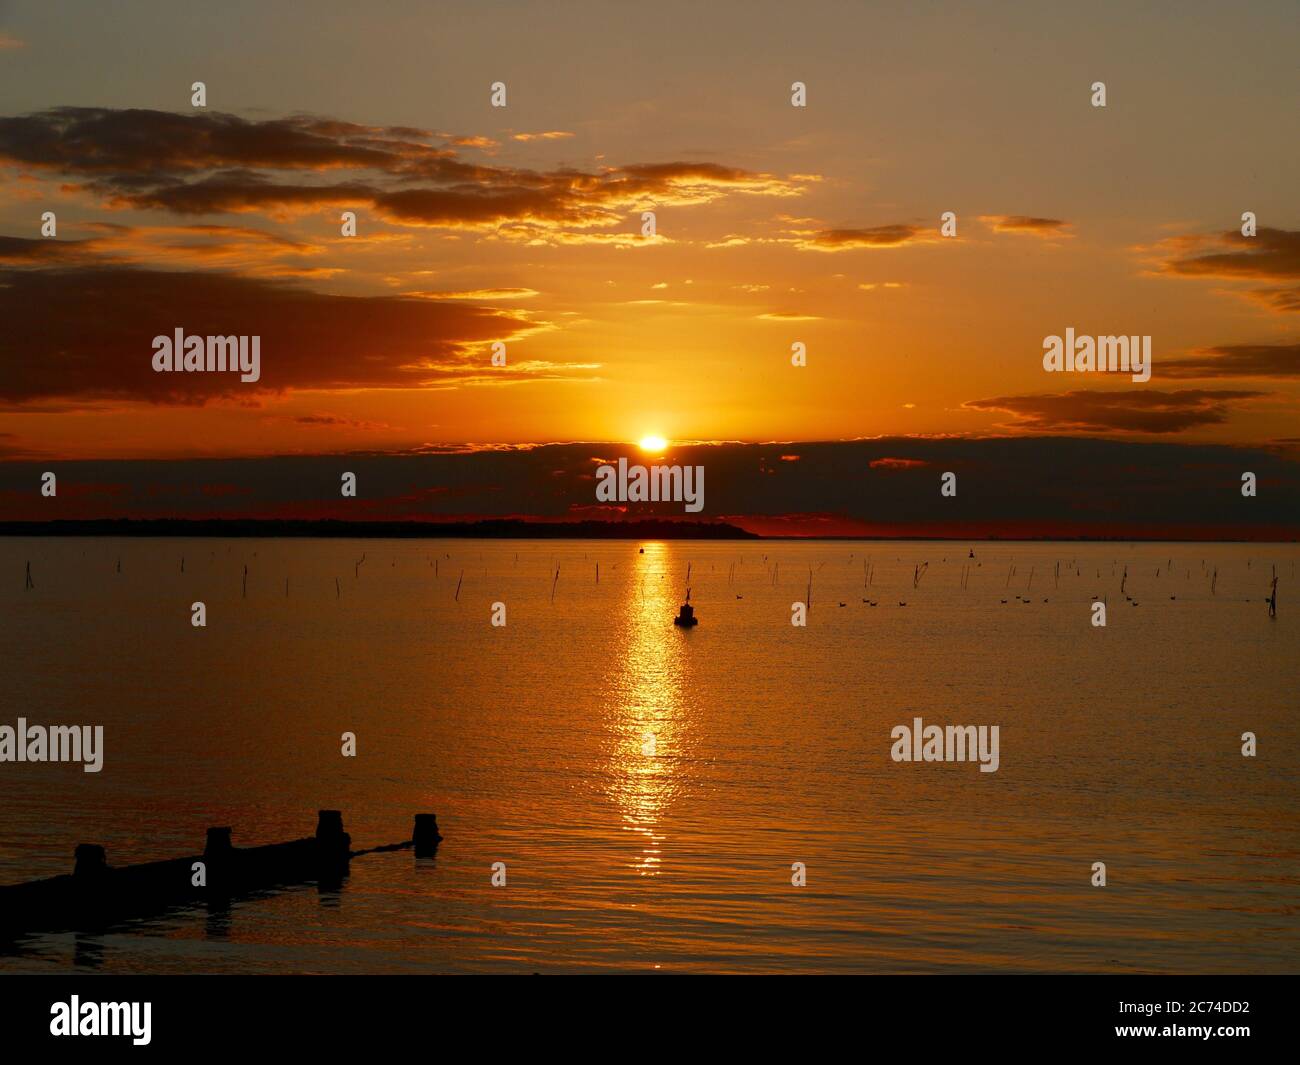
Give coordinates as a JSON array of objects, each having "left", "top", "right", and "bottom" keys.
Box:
[{"left": 2, "top": 518, "right": 1295, "bottom": 545}]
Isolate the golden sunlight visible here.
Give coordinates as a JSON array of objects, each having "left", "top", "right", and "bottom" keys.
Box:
[{"left": 638, "top": 434, "right": 668, "bottom": 453}]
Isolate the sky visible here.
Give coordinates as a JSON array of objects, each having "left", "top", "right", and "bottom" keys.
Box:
[{"left": 0, "top": 1, "right": 1296, "bottom": 532}]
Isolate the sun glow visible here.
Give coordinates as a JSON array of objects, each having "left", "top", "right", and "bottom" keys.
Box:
[{"left": 639, "top": 434, "right": 668, "bottom": 453}]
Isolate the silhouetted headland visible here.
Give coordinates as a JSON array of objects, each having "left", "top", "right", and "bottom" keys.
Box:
[{"left": 0, "top": 518, "right": 760, "bottom": 540}]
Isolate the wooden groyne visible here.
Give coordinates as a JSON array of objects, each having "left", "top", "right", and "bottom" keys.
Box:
[{"left": 0, "top": 810, "right": 442, "bottom": 939}]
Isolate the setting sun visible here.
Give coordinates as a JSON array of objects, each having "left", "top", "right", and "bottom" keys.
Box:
[{"left": 639, "top": 435, "right": 668, "bottom": 453}]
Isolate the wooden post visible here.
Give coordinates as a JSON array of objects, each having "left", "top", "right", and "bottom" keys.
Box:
[
  {"left": 74, "top": 843, "right": 107, "bottom": 878},
  {"left": 203, "top": 827, "right": 234, "bottom": 891},
  {"left": 205, "top": 827, "right": 233, "bottom": 859},
  {"left": 413, "top": 814, "right": 443, "bottom": 857},
  {"left": 315, "top": 810, "right": 351, "bottom": 866}
]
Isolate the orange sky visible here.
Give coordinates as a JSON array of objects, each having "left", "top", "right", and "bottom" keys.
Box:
[{"left": 0, "top": 2, "right": 1296, "bottom": 462}]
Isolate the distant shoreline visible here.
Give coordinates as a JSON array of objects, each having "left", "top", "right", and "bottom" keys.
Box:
[
  {"left": 0, "top": 518, "right": 760, "bottom": 540},
  {"left": 0, "top": 519, "right": 1295, "bottom": 543}
]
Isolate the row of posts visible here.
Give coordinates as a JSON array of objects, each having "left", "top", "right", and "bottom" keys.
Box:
[{"left": 71, "top": 810, "right": 444, "bottom": 882}]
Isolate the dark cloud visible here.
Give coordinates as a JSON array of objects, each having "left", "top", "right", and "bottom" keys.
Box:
[
  {"left": 3, "top": 226, "right": 331, "bottom": 279},
  {"left": 795, "top": 224, "right": 933, "bottom": 251},
  {"left": 0, "top": 265, "right": 558, "bottom": 405},
  {"left": 1156, "top": 227, "right": 1300, "bottom": 312},
  {"left": 112, "top": 170, "right": 381, "bottom": 216},
  {"left": 0, "top": 235, "right": 99, "bottom": 263},
  {"left": 111, "top": 165, "right": 794, "bottom": 229},
  {"left": 1160, "top": 343, "right": 1300, "bottom": 380},
  {"left": 0, "top": 108, "right": 800, "bottom": 232},
  {"left": 1160, "top": 227, "right": 1300, "bottom": 281},
  {"left": 0, "top": 107, "right": 454, "bottom": 175},
  {"left": 1, "top": 437, "right": 1295, "bottom": 537},
  {"left": 964, "top": 389, "right": 1268, "bottom": 433}
]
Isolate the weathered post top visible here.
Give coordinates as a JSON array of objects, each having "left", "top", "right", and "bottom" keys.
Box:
[
  {"left": 316, "top": 810, "right": 345, "bottom": 839},
  {"left": 314, "top": 809, "right": 351, "bottom": 867},
  {"left": 413, "top": 813, "right": 443, "bottom": 856},
  {"left": 205, "top": 827, "right": 234, "bottom": 858},
  {"left": 74, "top": 843, "right": 107, "bottom": 877}
]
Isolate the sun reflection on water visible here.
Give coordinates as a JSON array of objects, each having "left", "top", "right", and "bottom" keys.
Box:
[{"left": 604, "top": 542, "right": 689, "bottom": 876}]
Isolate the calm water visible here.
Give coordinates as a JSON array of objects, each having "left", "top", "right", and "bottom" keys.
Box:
[{"left": 0, "top": 538, "right": 1296, "bottom": 973}]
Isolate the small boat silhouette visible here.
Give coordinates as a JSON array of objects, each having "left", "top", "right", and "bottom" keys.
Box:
[
  {"left": 674, "top": 581, "right": 698, "bottom": 627},
  {"left": 673, "top": 600, "right": 698, "bottom": 627}
]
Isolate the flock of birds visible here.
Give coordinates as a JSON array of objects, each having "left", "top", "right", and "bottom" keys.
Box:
[{"left": 710, "top": 549, "right": 1286, "bottom": 620}]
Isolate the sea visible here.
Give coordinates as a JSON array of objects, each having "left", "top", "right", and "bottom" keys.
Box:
[{"left": 0, "top": 537, "right": 1296, "bottom": 973}]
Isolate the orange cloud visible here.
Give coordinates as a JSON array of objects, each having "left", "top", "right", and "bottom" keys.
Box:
[
  {"left": 511, "top": 131, "right": 575, "bottom": 142},
  {"left": 404, "top": 287, "right": 540, "bottom": 301},
  {"left": 792, "top": 224, "right": 938, "bottom": 252},
  {"left": 979, "top": 215, "right": 1073, "bottom": 238}
]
